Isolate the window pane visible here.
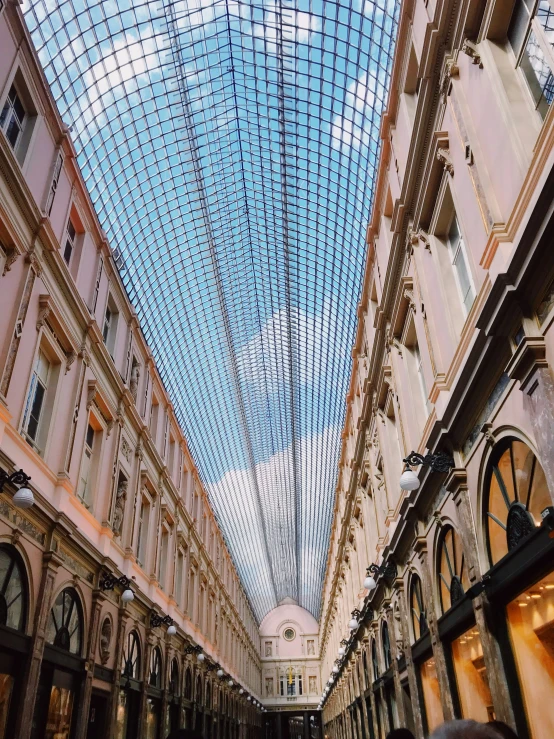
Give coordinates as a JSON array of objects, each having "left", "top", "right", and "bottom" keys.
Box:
[
  {"left": 26, "top": 381, "right": 45, "bottom": 442},
  {"left": 520, "top": 31, "right": 554, "bottom": 117},
  {"left": 506, "top": 572, "right": 554, "bottom": 738},
  {"left": 451, "top": 626, "right": 494, "bottom": 721},
  {"left": 508, "top": 0, "right": 531, "bottom": 54},
  {"left": 452, "top": 245, "right": 475, "bottom": 313},
  {"left": 420, "top": 658, "right": 444, "bottom": 733}
]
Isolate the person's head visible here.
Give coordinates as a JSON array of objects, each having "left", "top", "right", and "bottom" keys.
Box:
[
  {"left": 430, "top": 720, "right": 503, "bottom": 739},
  {"left": 487, "top": 721, "right": 519, "bottom": 739},
  {"left": 385, "top": 729, "right": 415, "bottom": 739}
]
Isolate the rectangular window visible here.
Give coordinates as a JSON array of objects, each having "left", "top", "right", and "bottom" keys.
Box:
[
  {"left": 0, "top": 85, "right": 26, "bottom": 151},
  {"left": 102, "top": 307, "right": 112, "bottom": 343},
  {"left": 64, "top": 217, "right": 76, "bottom": 265},
  {"left": 102, "top": 297, "right": 118, "bottom": 356},
  {"left": 158, "top": 526, "right": 169, "bottom": 589},
  {"left": 46, "top": 152, "right": 63, "bottom": 216},
  {"left": 175, "top": 549, "right": 184, "bottom": 607},
  {"left": 22, "top": 350, "right": 50, "bottom": 449},
  {"left": 451, "top": 626, "right": 493, "bottom": 721},
  {"left": 447, "top": 216, "right": 475, "bottom": 315},
  {"left": 137, "top": 498, "right": 150, "bottom": 567},
  {"left": 77, "top": 422, "right": 95, "bottom": 508},
  {"left": 509, "top": 0, "right": 554, "bottom": 118},
  {"left": 506, "top": 573, "right": 554, "bottom": 738}
]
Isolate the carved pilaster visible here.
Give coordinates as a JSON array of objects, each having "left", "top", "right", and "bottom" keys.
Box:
[{"left": 74, "top": 590, "right": 106, "bottom": 739}]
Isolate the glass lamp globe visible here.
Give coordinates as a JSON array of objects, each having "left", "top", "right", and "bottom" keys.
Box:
[
  {"left": 13, "top": 486, "right": 34, "bottom": 508},
  {"left": 338, "top": 646, "right": 345, "bottom": 656},
  {"left": 239, "top": 688, "right": 244, "bottom": 695},
  {"left": 348, "top": 618, "right": 358, "bottom": 630},
  {"left": 121, "top": 588, "right": 134, "bottom": 603},
  {"left": 217, "top": 669, "right": 224, "bottom": 677},
  {"left": 247, "top": 696, "right": 251, "bottom": 702},
  {"left": 197, "top": 652, "right": 205, "bottom": 662},
  {"left": 228, "top": 680, "right": 233, "bottom": 687},
  {"left": 363, "top": 575, "right": 377, "bottom": 591},
  {"left": 332, "top": 666, "right": 339, "bottom": 673},
  {"left": 399, "top": 468, "right": 420, "bottom": 491},
  {"left": 167, "top": 624, "right": 177, "bottom": 636}
]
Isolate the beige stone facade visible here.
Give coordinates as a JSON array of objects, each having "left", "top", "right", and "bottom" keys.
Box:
[
  {"left": 0, "top": 4, "right": 262, "bottom": 738},
  {"left": 318, "top": 0, "right": 554, "bottom": 736}
]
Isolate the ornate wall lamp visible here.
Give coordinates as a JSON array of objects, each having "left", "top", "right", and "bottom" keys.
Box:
[
  {"left": 150, "top": 612, "right": 177, "bottom": 635},
  {"left": 184, "top": 643, "right": 204, "bottom": 661},
  {"left": 337, "top": 638, "right": 348, "bottom": 656},
  {"left": 364, "top": 560, "right": 397, "bottom": 590},
  {"left": 399, "top": 451, "right": 455, "bottom": 491},
  {"left": 0, "top": 467, "right": 33, "bottom": 508},
  {"left": 100, "top": 572, "right": 134, "bottom": 603},
  {"left": 348, "top": 609, "right": 361, "bottom": 630}
]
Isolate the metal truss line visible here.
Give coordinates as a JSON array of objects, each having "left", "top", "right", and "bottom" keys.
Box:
[{"left": 165, "top": 0, "right": 279, "bottom": 610}]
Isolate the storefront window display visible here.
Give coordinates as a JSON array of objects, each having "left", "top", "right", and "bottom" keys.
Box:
[
  {"left": 451, "top": 626, "right": 493, "bottom": 721},
  {"left": 506, "top": 572, "right": 554, "bottom": 739},
  {"left": 420, "top": 657, "right": 443, "bottom": 733}
]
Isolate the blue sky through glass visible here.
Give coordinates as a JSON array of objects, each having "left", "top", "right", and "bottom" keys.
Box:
[{"left": 23, "top": 0, "right": 398, "bottom": 621}]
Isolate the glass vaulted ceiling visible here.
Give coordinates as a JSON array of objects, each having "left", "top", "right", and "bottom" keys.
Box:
[{"left": 24, "top": 0, "right": 397, "bottom": 621}]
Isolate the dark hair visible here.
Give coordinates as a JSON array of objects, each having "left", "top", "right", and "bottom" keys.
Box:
[
  {"left": 166, "top": 731, "right": 204, "bottom": 739},
  {"left": 487, "top": 721, "right": 519, "bottom": 739},
  {"left": 386, "top": 730, "right": 415, "bottom": 739},
  {"left": 430, "top": 721, "right": 502, "bottom": 739}
]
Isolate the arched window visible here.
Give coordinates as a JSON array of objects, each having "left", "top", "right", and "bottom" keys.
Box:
[
  {"left": 371, "top": 639, "right": 379, "bottom": 681},
  {"left": 169, "top": 658, "right": 179, "bottom": 695},
  {"left": 185, "top": 667, "right": 192, "bottom": 699},
  {"left": 196, "top": 675, "right": 203, "bottom": 705},
  {"left": 0, "top": 545, "right": 28, "bottom": 631},
  {"left": 410, "top": 573, "right": 428, "bottom": 641},
  {"left": 149, "top": 646, "right": 162, "bottom": 687},
  {"left": 485, "top": 438, "right": 551, "bottom": 565},
  {"left": 123, "top": 630, "right": 141, "bottom": 679},
  {"left": 46, "top": 587, "right": 83, "bottom": 655},
  {"left": 382, "top": 621, "right": 391, "bottom": 671},
  {"left": 438, "top": 525, "right": 469, "bottom": 612},
  {"left": 362, "top": 650, "right": 370, "bottom": 688}
]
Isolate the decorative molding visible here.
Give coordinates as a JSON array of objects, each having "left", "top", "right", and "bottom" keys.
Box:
[
  {"left": 437, "top": 147, "right": 454, "bottom": 176},
  {"left": 86, "top": 379, "right": 97, "bottom": 411},
  {"left": 2, "top": 247, "right": 18, "bottom": 276},
  {"left": 36, "top": 294, "right": 52, "bottom": 331},
  {"left": 461, "top": 39, "right": 483, "bottom": 68}
]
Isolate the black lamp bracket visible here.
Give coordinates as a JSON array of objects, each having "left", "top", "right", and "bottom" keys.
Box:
[
  {"left": 100, "top": 572, "right": 132, "bottom": 592},
  {"left": 0, "top": 468, "right": 31, "bottom": 493},
  {"left": 403, "top": 451, "right": 454, "bottom": 473}
]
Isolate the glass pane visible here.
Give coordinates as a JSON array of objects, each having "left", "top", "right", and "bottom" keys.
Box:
[
  {"left": 145, "top": 698, "right": 160, "bottom": 739},
  {"left": 0, "top": 674, "right": 14, "bottom": 739},
  {"left": 114, "top": 690, "right": 128, "bottom": 739},
  {"left": 451, "top": 626, "right": 494, "bottom": 721},
  {"left": 520, "top": 31, "right": 554, "bottom": 118},
  {"left": 21, "top": 0, "right": 399, "bottom": 620},
  {"left": 508, "top": 0, "right": 531, "bottom": 54},
  {"left": 506, "top": 572, "right": 554, "bottom": 739},
  {"left": 420, "top": 657, "right": 443, "bottom": 733},
  {"left": 27, "top": 382, "right": 45, "bottom": 442},
  {"left": 44, "top": 686, "right": 73, "bottom": 739},
  {"left": 452, "top": 245, "right": 474, "bottom": 313}
]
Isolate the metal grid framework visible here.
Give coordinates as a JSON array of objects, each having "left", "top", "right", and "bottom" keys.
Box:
[{"left": 24, "top": 0, "right": 397, "bottom": 621}]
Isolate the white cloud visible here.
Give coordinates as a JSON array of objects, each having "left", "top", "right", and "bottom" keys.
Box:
[
  {"left": 208, "top": 425, "right": 340, "bottom": 618},
  {"left": 236, "top": 303, "right": 339, "bottom": 395}
]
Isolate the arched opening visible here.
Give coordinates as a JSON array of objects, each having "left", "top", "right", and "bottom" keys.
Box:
[
  {"left": 117, "top": 630, "right": 142, "bottom": 739},
  {"left": 410, "top": 573, "right": 428, "bottom": 642},
  {"left": 32, "top": 587, "right": 86, "bottom": 739},
  {"left": 0, "top": 545, "right": 29, "bottom": 737}
]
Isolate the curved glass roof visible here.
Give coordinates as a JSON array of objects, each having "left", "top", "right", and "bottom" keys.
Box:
[{"left": 24, "top": 0, "right": 397, "bottom": 621}]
